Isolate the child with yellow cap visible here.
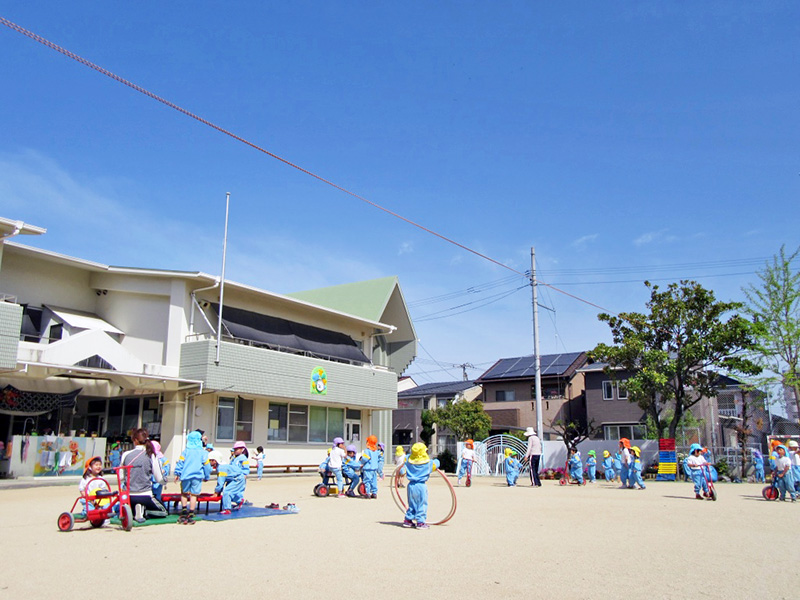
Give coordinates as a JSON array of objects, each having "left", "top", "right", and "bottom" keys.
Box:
[
  {"left": 403, "top": 442, "right": 440, "bottom": 530},
  {"left": 629, "top": 446, "right": 646, "bottom": 490},
  {"left": 503, "top": 448, "right": 521, "bottom": 486},
  {"left": 602, "top": 450, "right": 615, "bottom": 482},
  {"left": 395, "top": 445, "right": 407, "bottom": 488}
]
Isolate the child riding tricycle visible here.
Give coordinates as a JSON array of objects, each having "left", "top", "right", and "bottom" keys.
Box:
[{"left": 57, "top": 460, "right": 134, "bottom": 532}]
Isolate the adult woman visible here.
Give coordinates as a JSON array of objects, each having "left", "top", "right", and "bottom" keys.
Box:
[
  {"left": 524, "top": 427, "right": 542, "bottom": 487},
  {"left": 121, "top": 428, "right": 168, "bottom": 521}
]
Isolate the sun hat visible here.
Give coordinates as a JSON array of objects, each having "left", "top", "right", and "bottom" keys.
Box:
[
  {"left": 84, "top": 455, "right": 102, "bottom": 471},
  {"left": 689, "top": 443, "right": 703, "bottom": 454},
  {"left": 603, "top": 450, "right": 610, "bottom": 458},
  {"left": 504, "top": 448, "right": 513, "bottom": 457},
  {"left": 366, "top": 435, "right": 378, "bottom": 451},
  {"left": 787, "top": 440, "right": 799, "bottom": 449},
  {"left": 465, "top": 439, "right": 474, "bottom": 448},
  {"left": 523, "top": 427, "right": 536, "bottom": 437},
  {"left": 395, "top": 445, "right": 405, "bottom": 456},
  {"left": 619, "top": 438, "right": 631, "bottom": 449},
  {"left": 208, "top": 450, "right": 225, "bottom": 463},
  {"left": 588, "top": 450, "right": 596, "bottom": 457},
  {"left": 631, "top": 446, "right": 641, "bottom": 457},
  {"left": 151, "top": 440, "right": 163, "bottom": 458},
  {"left": 378, "top": 442, "right": 385, "bottom": 451},
  {"left": 408, "top": 442, "right": 430, "bottom": 465},
  {"left": 233, "top": 441, "right": 247, "bottom": 450},
  {"left": 346, "top": 444, "right": 357, "bottom": 453},
  {"left": 332, "top": 437, "right": 344, "bottom": 447}
]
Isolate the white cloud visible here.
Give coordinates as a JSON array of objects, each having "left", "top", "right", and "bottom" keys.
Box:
[
  {"left": 0, "top": 149, "right": 382, "bottom": 293},
  {"left": 398, "top": 241, "right": 414, "bottom": 255},
  {"left": 571, "top": 233, "right": 598, "bottom": 248},
  {"left": 633, "top": 229, "right": 679, "bottom": 246}
]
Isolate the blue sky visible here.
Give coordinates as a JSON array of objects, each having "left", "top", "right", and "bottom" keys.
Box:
[{"left": 1, "top": 3, "right": 798, "bottom": 383}]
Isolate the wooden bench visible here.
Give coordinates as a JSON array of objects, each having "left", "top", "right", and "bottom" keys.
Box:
[{"left": 258, "top": 464, "right": 319, "bottom": 473}]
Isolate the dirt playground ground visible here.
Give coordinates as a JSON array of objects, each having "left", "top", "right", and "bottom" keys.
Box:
[{"left": 0, "top": 473, "right": 796, "bottom": 600}]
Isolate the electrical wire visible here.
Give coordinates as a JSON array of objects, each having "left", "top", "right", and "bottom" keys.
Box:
[{"left": 414, "top": 285, "right": 528, "bottom": 322}]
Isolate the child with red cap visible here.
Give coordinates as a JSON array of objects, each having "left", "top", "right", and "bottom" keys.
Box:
[
  {"left": 456, "top": 439, "right": 475, "bottom": 486},
  {"left": 359, "top": 435, "right": 382, "bottom": 499}
]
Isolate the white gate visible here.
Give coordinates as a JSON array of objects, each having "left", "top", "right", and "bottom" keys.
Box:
[{"left": 456, "top": 434, "right": 530, "bottom": 477}]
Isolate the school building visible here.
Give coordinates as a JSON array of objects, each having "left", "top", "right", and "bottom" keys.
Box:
[{"left": 0, "top": 216, "right": 416, "bottom": 476}]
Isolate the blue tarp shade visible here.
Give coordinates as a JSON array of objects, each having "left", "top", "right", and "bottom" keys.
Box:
[
  {"left": 0, "top": 385, "right": 80, "bottom": 416},
  {"left": 211, "top": 303, "right": 369, "bottom": 364}
]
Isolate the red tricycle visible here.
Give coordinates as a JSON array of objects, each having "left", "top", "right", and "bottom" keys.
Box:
[{"left": 57, "top": 465, "right": 134, "bottom": 532}]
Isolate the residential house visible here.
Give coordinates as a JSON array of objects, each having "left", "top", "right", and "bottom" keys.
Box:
[
  {"left": 476, "top": 351, "right": 590, "bottom": 439},
  {"left": 394, "top": 380, "right": 482, "bottom": 453}
]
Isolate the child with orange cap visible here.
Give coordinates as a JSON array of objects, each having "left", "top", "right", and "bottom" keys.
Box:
[
  {"left": 618, "top": 438, "right": 632, "bottom": 489},
  {"left": 359, "top": 435, "right": 382, "bottom": 498},
  {"left": 79, "top": 455, "right": 112, "bottom": 519},
  {"left": 456, "top": 439, "right": 475, "bottom": 486},
  {"left": 403, "top": 442, "right": 440, "bottom": 529}
]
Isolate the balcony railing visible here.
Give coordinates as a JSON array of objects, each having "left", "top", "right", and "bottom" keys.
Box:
[{"left": 718, "top": 407, "right": 738, "bottom": 417}]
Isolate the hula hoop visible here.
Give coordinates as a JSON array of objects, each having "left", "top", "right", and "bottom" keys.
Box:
[{"left": 390, "top": 464, "right": 457, "bottom": 526}]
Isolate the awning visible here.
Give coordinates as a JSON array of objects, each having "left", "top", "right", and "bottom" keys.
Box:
[
  {"left": 0, "top": 385, "right": 80, "bottom": 416},
  {"left": 212, "top": 303, "right": 369, "bottom": 364},
  {"left": 45, "top": 305, "right": 124, "bottom": 335}
]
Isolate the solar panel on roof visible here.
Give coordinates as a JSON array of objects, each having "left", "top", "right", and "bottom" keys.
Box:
[{"left": 481, "top": 352, "right": 585, "bottom": 380}]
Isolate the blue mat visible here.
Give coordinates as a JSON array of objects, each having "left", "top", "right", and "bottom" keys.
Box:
[{"left": 203, "top": 505, "right": 298, "bottom": 521}]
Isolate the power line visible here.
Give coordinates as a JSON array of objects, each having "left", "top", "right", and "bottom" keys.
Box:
[
  {"left": 0, "top": 15, "right": 520, "bottom": 277},
  {"left": 414, "top": 285, "right": 529, "bottom": 322}
]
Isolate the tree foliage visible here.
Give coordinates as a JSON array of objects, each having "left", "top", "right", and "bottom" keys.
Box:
[
  {"left": 427, "top": 400, "right": 492, "bottom": 441},
  {"left": 742, "top": 245, "right": 800, "bottom": 422},
  {"left": 591, "top": 280, "right": 761, "bottom": 439},
  {"left": 549, "top": 418, "right": 600, "bottom": 450}
]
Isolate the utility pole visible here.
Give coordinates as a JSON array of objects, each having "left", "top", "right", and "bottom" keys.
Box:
[
  {"left": 531, "top": 247, "right": 543, "bottom": 441},
  {"left": 459, "top": 363, "right": 475, "bottom": 381},
  {"left": 215, "top": 192, "right": 230, "bottom": 366}
]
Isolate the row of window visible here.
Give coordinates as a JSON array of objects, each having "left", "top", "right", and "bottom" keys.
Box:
[
  {"left": 602, "top": 380, "right": 628, "bottom": 401},
  {"left": 603, "top": 424, "right": 646, "bottom": 441},
  {"left": 494, "top": 384, "right": 567, "bottom": 403},
  {"left": 216, "top": 396, "right": 358, "bottom": 444}
]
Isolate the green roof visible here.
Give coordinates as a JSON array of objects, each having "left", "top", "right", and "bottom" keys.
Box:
[{"left": 287, "top": 276, "right": 399, "bottom": 323}]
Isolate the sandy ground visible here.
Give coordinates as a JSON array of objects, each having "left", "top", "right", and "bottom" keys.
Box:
[{"left": 0, "top": 473, "right": 796, "bottom": 600}]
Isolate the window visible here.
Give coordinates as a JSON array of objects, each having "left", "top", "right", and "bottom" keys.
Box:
[
  {"left": 217, "top": 398, "right": 235, "bottom": 441},
  {"left": 617, "top": 380, "right": 628, "bottom": 400},
  {"left": 602, "top": 381, "right": 614, "bottom": 401},
  {"left": 288, "top": 405, "right": 308, "bottom": 442},
  {"left": 604, "top": 424, "right": 646, "bottom": 441},
  {"left": 270, "top": 403, "right": 344, "bottom": 443},
  {"left": 217, "top": 396, "right": 253, "bottom": 442},
  {"left": 495, "top": 390, "right": 516, "bottom": 402},
  {"left": 268, "top": 403, "right": 287, "bottom": 441}
]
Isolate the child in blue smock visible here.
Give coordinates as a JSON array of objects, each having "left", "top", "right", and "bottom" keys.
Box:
[
  {"left": 402, "top": 442, "right": 439, "bottom": 530},
  {"left": 377, "top": 442, "right": 386, "bottom": 481},
  {"left": 174, "top": 430, "right": 212, "bottom": 524},
  {"left": 342, "top": 444, "right": 362, "bottom": 497},
  {"left": 788, "top": 440, "right": 800, "bottom": 492},
  {"left": 568, "top": 447, "right": 583, "bottom": 484},
  {"left": 686, "top": 443, "right": 710, "bottom": 500},
  {"left": 613, "top": 451, "right": 622, "bottom": 483},
  {"left": 602, "top": 450, "right": 615, "bottom": 481},
  {"left": 359, "top": 435, "right": 382, "bottom": 499},
  {"left": 319, "top": 448, "right": 332, "bottom": 486},
  {"left": 223, "top": 441, "right": 250, "bottom": 512},
  {"left": 108, "top": 442, "right": 121, "bottom": 469},
  {"left": 752, "top": 449, "right": 765, "bottom": 483},
  {"left": 629, "top": 446, "right": 646, "bottom": 490},
  {"left": 773, "top": 445, "right": 797, "bottom": 501},
  {"left": 586, "top": 450, "right": 597, "bottom": 483},
  {"left": 503, "top": 448, "right": 521, "bottom": 486},
  {"left": 254, "top": 446, "right": 265, "bottom": 480}
]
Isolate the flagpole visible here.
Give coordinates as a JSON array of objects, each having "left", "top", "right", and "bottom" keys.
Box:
[{"left": 215, "top": 192, "right": 230, "bottom": 365}]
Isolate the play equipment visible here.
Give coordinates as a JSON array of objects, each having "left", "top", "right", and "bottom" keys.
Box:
[
  {"left": 701, "top": 464, "right": 717, "bottom": 501},
  {"left": 57, "top": 465, "right": 133, "bottom": 532},
  {"left": 463, "top": 458, "right": 473, "bottom": 487},
  {"left": 161, "top": 492, "right": 222, "bottom": 514},
  {"left": 390, "top": 463, "right": 457, "bottom": 526},
  {"left": 559, "top": 460, "right": 586, "bottom": 486},
  {"left": 313, "top": 470, "right": 367, "bottom": 497},
  {"left": 762, "top": 477, "right": 779, "bottom": 501}
]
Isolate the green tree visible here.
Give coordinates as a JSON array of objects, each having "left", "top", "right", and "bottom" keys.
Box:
[
  {"left": 549, "top": 418, "right": 600, "bottom": 452},
  {"left": 427, "top": 400, "right": 492, "bottom": 441},
  {"left": 419, "top": 410, "right": 436, "bottom": 446},
  {"left": 742, "top": 245, "right": 800, "bottom": 422},
  {"left": 592, "top": 280, "right": 761, "bottom": 439}
]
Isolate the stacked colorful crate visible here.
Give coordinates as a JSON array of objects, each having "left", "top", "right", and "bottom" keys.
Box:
[{"left": 656, "top": 438, "right": 676, "bottom": 481}]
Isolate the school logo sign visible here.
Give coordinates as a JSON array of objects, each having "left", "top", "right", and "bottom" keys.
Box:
[{"left": 311, "top": 367, "right": 327, "bottom": 395}]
